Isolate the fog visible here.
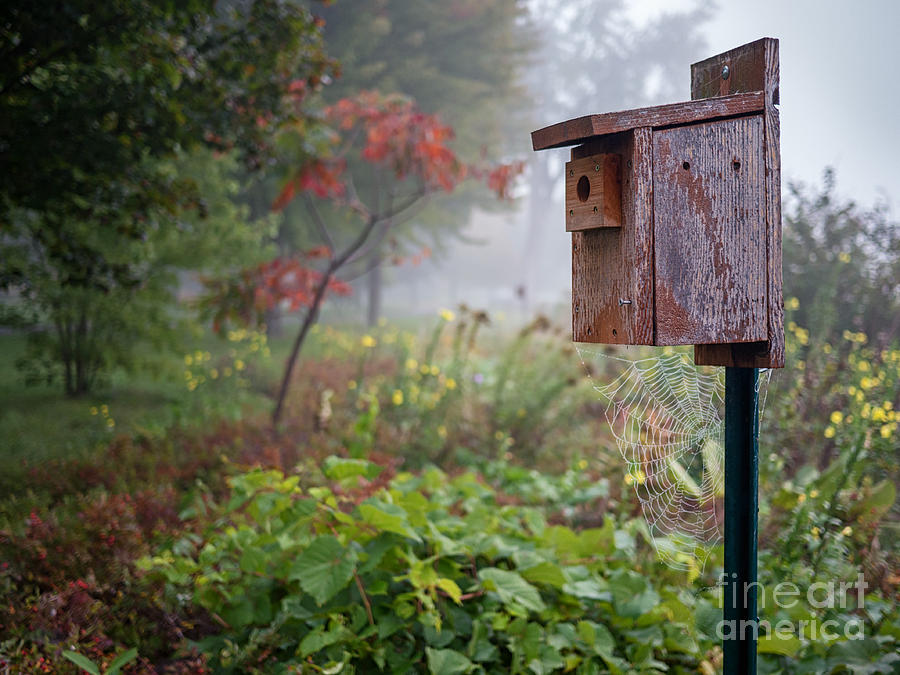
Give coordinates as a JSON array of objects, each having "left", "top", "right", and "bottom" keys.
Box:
[{"left": 368, "top": 0, "right": 899, "bottom": 322}]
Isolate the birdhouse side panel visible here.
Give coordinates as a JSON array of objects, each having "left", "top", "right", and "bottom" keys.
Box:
[
  {"left": 653, "top": 115, "right": 767, "bottom": 346},
  {"left": 571, "top": 128, "right": 654, "bottom": 345}
]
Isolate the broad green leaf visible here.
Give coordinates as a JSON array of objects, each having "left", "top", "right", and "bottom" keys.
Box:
[
  {"left": 240, "top": 547, "right": 267, "bottom": 574},
  {"left": 289, "top": 535, "right": 357, "bottom": 605},
  {"left": 478, "top": 567, "right": 546, "bottom": 613},
  {"left": 300, "top": 622, "right": 350, "bottom": 658},
  {"left": 758, "top": 632, "right": 802, "bottom": 656},
  {"left": 106, "top": 648, "right": 139, "bottom": 675},
  {"left": 426, "top": 647, "right": 474, "bottom": 675},
  {"left": 437, "top": 577, "right": 463, "bottom": 604},
  {"left": 577, "top": 620, "right": 616, "bottom": 656},
  {"left": 521, "top": 561, "right": 567, "bottom": 589},
  {"left": 359, "top": 499, "right": 422, "bottom": 541},
  {"left": 62, "top": 652, "right": 100, "bottom": 675},
  {"left": 608, "top": 568, "right": 659, "bottom": 618},
  {"left": 323, "top": 456, "right": 382, "bottom": 481}
]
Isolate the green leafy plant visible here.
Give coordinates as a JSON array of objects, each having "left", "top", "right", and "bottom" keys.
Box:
[{"left": 63, "top": 648, "right": 138, "bottom": 675}]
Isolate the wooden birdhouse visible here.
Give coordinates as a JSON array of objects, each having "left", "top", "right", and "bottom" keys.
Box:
[{"left": 532, "top": 38, "right": 784, "bottom": 368}]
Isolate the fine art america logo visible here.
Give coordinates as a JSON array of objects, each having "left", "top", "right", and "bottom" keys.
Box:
[{"left": 716, "top": 573, "right": 868, "bottom": 641}]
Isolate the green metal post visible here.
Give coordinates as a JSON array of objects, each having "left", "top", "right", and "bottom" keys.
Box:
[{"left": 724, "top": 366, "right": 759, "bottom": 673}]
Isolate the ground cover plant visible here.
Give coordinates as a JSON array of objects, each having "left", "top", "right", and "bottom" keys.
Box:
[{"left": 0, "top": 309, "right": 898, "bottom": 673}]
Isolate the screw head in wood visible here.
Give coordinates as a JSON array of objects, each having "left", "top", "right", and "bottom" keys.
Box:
[{"left": 722, "top": 64, "right": 730, "bottom": 80}]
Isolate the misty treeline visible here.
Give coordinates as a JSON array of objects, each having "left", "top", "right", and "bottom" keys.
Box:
[{"left": 0, "top": 0, "right": 897, "bottom": 395}]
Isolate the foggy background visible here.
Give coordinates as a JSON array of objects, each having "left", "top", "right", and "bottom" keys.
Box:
[{"left": 363, "top": 0, "right": 900, "bottom": 324}]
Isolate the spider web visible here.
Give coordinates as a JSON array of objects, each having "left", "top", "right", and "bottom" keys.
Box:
[{"left": 578, "top": 347, "right": 771, "bottom": 572}]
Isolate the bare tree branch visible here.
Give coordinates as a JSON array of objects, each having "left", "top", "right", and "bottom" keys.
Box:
[{"left": 303, "top": 194, "right": 335, "bottom": 253}]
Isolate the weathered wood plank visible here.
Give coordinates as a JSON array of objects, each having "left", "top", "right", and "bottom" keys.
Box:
[
  {"left": 653, "top": 116, "right": 767, "bottom": 346},
  {"left": 565, "top": 153, "right": 622, "bottom": 232},
  {"left": 692, "top": 38, "right": 785, "bottom": 367},
  {"left": 532, "top": 92, "right": 765, "bottom": 151},
  {"left": 571, "top": 129, "right": 654, "bottom": 345}
]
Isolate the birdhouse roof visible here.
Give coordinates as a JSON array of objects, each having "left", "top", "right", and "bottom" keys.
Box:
[{"left": 531, "top": 91, "right": 765, "bottom": 151}]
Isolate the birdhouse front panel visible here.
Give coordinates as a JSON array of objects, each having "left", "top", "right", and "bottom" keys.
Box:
[{"left": 652, "top": 115, "right": 767, "bottom": 346}]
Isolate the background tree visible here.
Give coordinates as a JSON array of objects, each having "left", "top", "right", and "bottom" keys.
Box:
[
  {"left": 0, "top": 1, "right": 332, "bottom": 394},
  {"left": 279, "top": 0, "right": 533, "bottom": 324},
  {"left": 204, "top": 92, "right": 522, "bottom": 425}
]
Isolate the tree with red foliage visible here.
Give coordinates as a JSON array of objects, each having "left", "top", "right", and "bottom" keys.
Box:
[{"left": 259, "top": 91, "right": 522, "bottom": 425}]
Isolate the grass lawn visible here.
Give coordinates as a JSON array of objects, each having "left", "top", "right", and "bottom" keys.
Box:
[{"left": 0, "top": 332, "right": 280, "bottom": 470}]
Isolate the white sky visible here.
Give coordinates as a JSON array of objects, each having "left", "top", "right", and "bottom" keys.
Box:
[{"left": 626, "top": 0, "right": 900, "bottom": 208}]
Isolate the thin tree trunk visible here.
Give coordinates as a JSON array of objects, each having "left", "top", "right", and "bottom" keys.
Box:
[
  {"left": 272, "top": 270, "right": 333, "bottom": 427},
  {"left": 366, "top": 258, "right": 382, "bottom": 327}
]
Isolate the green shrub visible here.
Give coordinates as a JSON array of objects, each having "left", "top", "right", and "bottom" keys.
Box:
[{"left": 145, "top": 460, "right": 721, "bottom": 673}]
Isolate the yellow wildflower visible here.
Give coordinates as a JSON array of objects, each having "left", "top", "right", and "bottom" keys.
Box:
[
  {"left": 857, "top": 360, "right": 870, "bottom": 372},
  {"left": 361, "top": 335, "right": 376, "bottom": 348},
  {"left": 430, "top": 365, "right": 439, "bottom": 376},
  {"left": 881, "top": 424, "right": 893, "bottom": 439},
  {"left": 445, "top": 378, "right": 456, "bottom": 390},
  {"left": 838, "top": 252, "right": 851, "bottom": 263},
  {"left": 439, "top": 309, "right": 456, "bottom": 322},
  {"left": 100, "top": 404, "right": 108, "bottom": 415},
  {"left": 90, "top": 406, "right": 98, "bottom": 416},
  {"left": 872, "top": 407, "right": 886, "bottom": 422},
  {"left": 348, "top": 380, "right": 357, "bottom": 390},
  {"left": 392, "top": 389, "right": 404, "bottom": 406},
  {"left": 420, "top": 364, "right": 431, "bottom": 375},
  {"left": 494, "top": 431, "right": 504, "bottom": 441},
  {"left": 184, "top": 354, "right": 193, "bottom": 365},
  {"left": 824, "top": 426, "right": 836, "bottom": 439},
  {"left": 884, "top": 401, "right": 893, "bottom": 411},
  {"left": 223, "top": 367, "right": 233, "bottom": 377},
  {"left": 830, "top": 411, "right": 844, "bottom": 425},
  {"left": 633, "top": 469, "right": 646, "bottom": 485},
  {"left": 437, "top": 425, "right": 447, "bottom": 439},
  {"left": 210, "top": 369, "right": 219, "bottom": 379},
  {"left": 797, "top": 493, "right": 807, "bottom": 504},
  {"left": 786, "top": 297, "right": 800, "bottom": 310},
  {"left": 841, "top": 526, "right": 853, "bottom": 536},
  {"left": 235, "top": 359, "right": 245, "bottom": 371},
  {"left": 810, "top": 489, "right": 820, "bottom": 499},
  {"left": 823, "top": 343, "right": 832, "bottom": 354},
  {"left": 811, "top": 527, "right": 821, "bottom": 539},
  {"left": 577, "top": 459, "right": 588, "bottom": 470},
  {"left": 405, "top": 358, "right": 418, "bottom": 371},
  {"left": 106, "top": 418, "right": 115, "bottom": 428}
]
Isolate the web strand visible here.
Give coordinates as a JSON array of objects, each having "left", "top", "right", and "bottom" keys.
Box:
[{"left": 578, "top": 347, "right": 770, "bottom": 572}]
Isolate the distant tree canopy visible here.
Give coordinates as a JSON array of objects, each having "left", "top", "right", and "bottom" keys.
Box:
[
  {"left": 0, "top": 1, "right": 333, "bottom": 394},
  {"left": 268, "top": 0, "right": 534, "bottom": 323}
]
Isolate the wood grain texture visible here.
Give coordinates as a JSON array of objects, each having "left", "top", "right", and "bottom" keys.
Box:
[
  {"left": 531, "top": 92, "right": 765, "bottom": 150},
  {"left": 691, "top": 38, "right": 785, "bottom": 367},
  {"left": 571, "top": 129, "right": 654, "bottom": 345},
  {"left": 653, "top": 116, "right": 767, "bottom": 346},
  {"left": 565, "top": 153, "right": 622, "bottom": 231}
]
